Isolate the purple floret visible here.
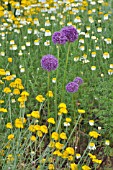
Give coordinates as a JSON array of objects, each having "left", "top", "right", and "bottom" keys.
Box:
[
  {"left": 66, "top": 81, "right": 79, "bottom": 93},
  {"left": 41, "top": 54, "right": 58, "bottom": 72},
  {"left": 52, "top": 31, "right": 68, "bottom": 45},
  {"left": 61, "top": 26, "right": 78, "bottom": 42},
  {"left": 73, "top": 77, "right": 83, "bottom": 85}
]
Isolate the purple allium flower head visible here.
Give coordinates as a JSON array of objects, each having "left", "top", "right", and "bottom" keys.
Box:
[
  {"left": 73, "top": 77, "right": 83, "bottom": 85},
  {"left": 66, "top": 81, "right": 79, "bottom": 93},
  {"left": 61, "top": 26, "right": 78, "bottom": 42},
  {"left": 41, "top": 54, "right": 58, "bottom": 72},
  {"left": 52, "top": 31, "right": 68, "bottom": 45}
]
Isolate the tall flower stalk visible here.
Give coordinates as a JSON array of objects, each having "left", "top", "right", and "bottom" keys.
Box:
[
  {"left": 41, "top": 54, "right": 58, "bottom": 117},
  {"left": 47, "top": 71, "right": 50, "bottom": 117},
  {"left": 61, "top": 42, "right": 71, "bottom": 101},
  {"left": 56, "top": 44, "right": 71, "bottom": 133},
  {"left": 54, "top": 45, "right": 60, "bottom": 122},
  {"left": 52, "top": 26, "right": 79, "bottom": 132}
]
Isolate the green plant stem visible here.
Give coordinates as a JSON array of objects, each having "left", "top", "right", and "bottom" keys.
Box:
[
  {"left": 72, "top": 93, "right": 76, "bottom": 119},
  {"left": 55, "top": 45, "right": 60, "bottom": 124},
  {"left": 61, "top": 42, "right": 71, "bottom": 102},
  {"left": 47, "top": 71, "right": 50, "bottom": 117},
  {"left": 56, "top": 43, "right": 71, "bottom": 134}
]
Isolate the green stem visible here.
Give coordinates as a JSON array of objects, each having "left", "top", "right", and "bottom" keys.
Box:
[
  {"left": 72, "top": 93, "right": 76, "bottom": 118},
  {"left": 61, "top": 43, "right": 71, "bottom": 102},
  {"left": 47, "top": 72, "right": 50, "bottom": 117},
  {"left": 55, "top": 45, "right": 60, "bottom": 124},
  {"left": 56, "top": 43, "right": 71, "bottom": 134}
]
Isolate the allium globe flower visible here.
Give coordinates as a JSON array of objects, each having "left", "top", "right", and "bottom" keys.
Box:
[
  {"left": 73, "top": 77, "right": 83, "bottom": 85},
  {"left": 66, "top": 81, "right": 79, "bottom": 93},
  {"left": 61, "top": 26, "right": 78, "bottom": 42},
  {"left": 41, "top": 54, "right": 58, "bottom": 72},
  {"left": 52, "top": 31, "right": 68, "bottom": 44}
]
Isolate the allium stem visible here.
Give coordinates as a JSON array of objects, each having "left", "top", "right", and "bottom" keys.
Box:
[
  {"left": 48, "top": 72, "right": 50, "bottom": 117},
  {"left": 55, "top": 45, "right": 60, "bottom": 123},
  {"left": 72, "top": 94, "right": 75, "bottom": 117},
  {"left": 56, "top": 43, "right": 71, "bottom": 134},
  {"left": 72, "top": 93, "right": 76, "bottom": 119},
  {"left": 66, "top": 43, "right": 71, "bottom": 66},
  {"left": 61, "top": 42, "right": 71, "bottom": 101}
]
